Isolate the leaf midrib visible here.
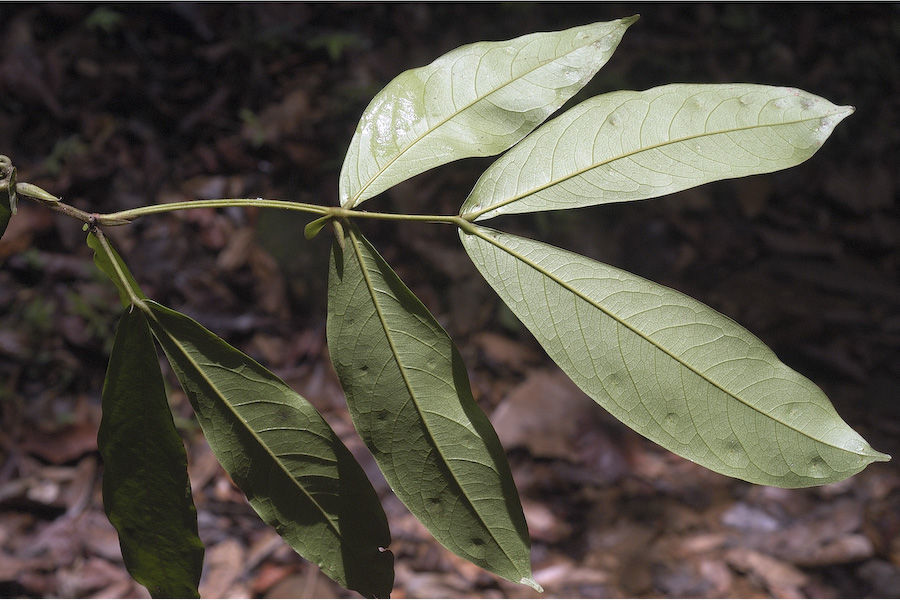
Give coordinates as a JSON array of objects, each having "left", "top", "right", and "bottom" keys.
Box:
[
  {"left": 346, "top": 229, "right": 518, "bottom": 568},
  {"left": 146, "top": 303, "right": 343, "bottom": 538},
  {"left": 463, "top": 109, "right": 847, "bottom": 220},
  {"left": 468, "top": 227, "right": 865, "bottom": 456},
  {"left": 348, "top": 27, "right": 608, "bottom": 207}
]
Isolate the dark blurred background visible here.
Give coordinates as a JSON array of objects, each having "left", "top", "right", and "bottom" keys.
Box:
[{"left": 1, "top": 4, "right": 898, "bottom": 598}]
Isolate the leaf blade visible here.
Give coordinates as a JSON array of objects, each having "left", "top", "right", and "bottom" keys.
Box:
[
  {"left": 0, "top": 191, "right": 10, "bottom": 240},
  {"left": 461, "top": 84, "right": 853, "bottom": 220},
  {"left": 145, "top": 301, "right": 393, "bottom": 598},
  {"left": 340, "top": 17, "right": 637, "bottom": 208},
  {"left": 87, "top": 232, "right": 147, "bottom": 307},
  {"left": 0, "top": 160, "right": 15, "bottom": 239},
  {"left": 327, "top": 226, "right": 536, "bottom": 589},
  {"left": 461, "top": 225, "right": 889, "bottom": 487},
  {"left": 99, "top": 308, "right": 204, "bottom": 599}
]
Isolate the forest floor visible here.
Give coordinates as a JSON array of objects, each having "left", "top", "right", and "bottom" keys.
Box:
[{"left": 1, "top": 4, "right": 898, "bottom": 598}]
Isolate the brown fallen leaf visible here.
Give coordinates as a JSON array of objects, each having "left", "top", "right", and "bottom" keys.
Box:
[
  {"left": 265, "top": 564, "right": 338, "bottom": 599},
  {"left": 400, "top": 570, "right": 472, "bottom": 599},
  {"left": 0, "top": 550, "right": 55, "bottom": 583},
  {"left": 89, "top": 578, "right": 151, "bottom": 599},
  {"left": 199, "top": 538, "right": 245, "bottom": 599},
  {"left": 698, "top": 558, "right": 734, "bottom": 597},
  {"left": 720, "top": 501, "right": 782, "bottom": 533},
  {"left": 245, "top": 529, "right": 289, "bottom": 572},
  {"left": 216, "top": 227, "right": 255, "bottom": 271},
  {"left": 242, "top": 89, "right": 312, "bottom": 147},
  {"left": 188, "top": 438, "right": 224, "bottom": 496},
  {"left": 250, "top": 563, "right": 295, "bottom": 596},
  {"left": 726, "top": 548, "right": 808, "bottom": 598},
  {"left": 532, "top": 557, "right": 611, "bottom": 593},
  {"left": 521, "top": 499, "right": 572, "bottom": 544},
  {"left": 674, "top": 532, "right": 728, "bottom": 557},
  {"left": 81, "top": 513, "right": 124, "bottom": 562},
  {"left": 491, "top": 370, "right": 598, "bottom": 461},
  {"left": 791, "top": 533, "right": 874, "bottom": 568},
  {"left": 57, "top": 557, "right": 127, "bottom": 598},
  {"left": 19, "top": 422, "right": 97, "bottom": 464},
  {"left": 249, "top": 243, "right": 289, "bottom": 318},
  {"left": 765, "top": 498, "right": 866, "bottom": 565},
  {"left": 471, "top": 331, "right": 541, "bottom": 372}
]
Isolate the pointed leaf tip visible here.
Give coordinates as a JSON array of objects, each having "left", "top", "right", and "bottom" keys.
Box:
[
  {"left": 833, "top": 104, "right": 855, "bottom": 121},
  {"left": 520, "top": 576, "right": 544, "bottom": 593},
  {"left": 304, "top": 215, "right": 331, "bottom": 240},
  {"left": 872, "top": 450, "right": 891, "bottom": 463}
]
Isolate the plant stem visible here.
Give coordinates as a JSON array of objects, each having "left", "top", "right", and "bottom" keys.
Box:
[
  {"left": 53, "top": 201, "right": 103, "bottom": 223},
  {"left": 327, "top": 207, "right": 468, "bottom": 228},
  {"left": 29, "top": 193, "right": 473, "bottom": 230},
  {"left": 103, "top": 198, "right": 331, "bottom": 223}
]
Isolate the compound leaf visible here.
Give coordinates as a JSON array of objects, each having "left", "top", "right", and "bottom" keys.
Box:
[
  {"left": 461, "top": 84, "right": 853, "bottom": 220},
  {"left": 461, "top": 225, "right": 890, "bottom": 487},
  {"left": 340, "top": 17, "right": 637, "bottom": 208},
  {"left": 145, "top": 301, "right": 393, "bottom": 598},
  {"left": 99, "top": 307, "right": 203, "bottom": 599},
  {"left": 327, "top": 225, "right": 537, "bottom": 590}
]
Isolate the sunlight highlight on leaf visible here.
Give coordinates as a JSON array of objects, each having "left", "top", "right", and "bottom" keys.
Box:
[{"left": 340, "top": 17, "right": 637, "bottom": 208}]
